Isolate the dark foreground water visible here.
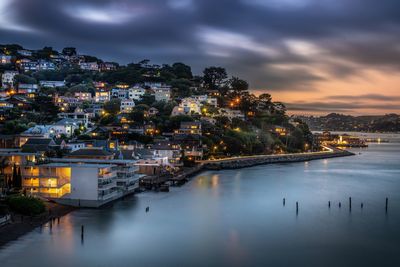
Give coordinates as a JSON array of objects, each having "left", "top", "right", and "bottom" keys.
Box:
[{"left": 1, "top": 143, "right": 400, "bottom": 267}]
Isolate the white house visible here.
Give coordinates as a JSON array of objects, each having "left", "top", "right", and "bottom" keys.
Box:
[
  {"left": 39, "top": 80, "right": 66, "bottom": 88},
  {"left": 120, "top": 99, "right": 135, "bottom": 113},
  {"left": 128, "top": 86, "right": 146, "bottom": 100},
  {"left": 171, "top": 97, "right": 202, "bottom": 116},
  {"left": 95, "top": 90, "right": 111, "bottom": 103},
  {"left": 1, "top": 71, "right": 18, "bottom": 87},
  {"left": 74, "top": 91, "right": 92, "bottom": 101},
  {"left": 154, "top": 86, "right": 171, "bottom": 102},
  {"left": 79, "top": 62, "right": 99, "bottom": 71}
]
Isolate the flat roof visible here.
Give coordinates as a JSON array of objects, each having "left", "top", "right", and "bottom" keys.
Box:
[{"left": 39, "top": 163, "right": 115, "bottom": 168}]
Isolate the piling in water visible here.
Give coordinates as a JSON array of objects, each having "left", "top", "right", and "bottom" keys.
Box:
[
  {"left": 81, "top": 225, "right": 84, "bottom": 238},
  {"left": 339, "top": 202, "right": 341, "bottom": 208},
  {"left": 296, "top": 202, "right": 299, "bottom": 214},
  {"left": 283, "top": 198, "right": 286, "bottom": 206},
  {"left": 146, "top": 206, "right": 150, "bottom": 212},
  {"left": 328, "top": 201, "right": 331, "bottom": 208},
  {"left": 385, "top": 198, "right": 388, "bottom": 213},
  {"left": 361, "top": 203, "right": 364, "bottom": 209},
  {"left": 349, "top": 197, "right": 352, "bottom": 211}
]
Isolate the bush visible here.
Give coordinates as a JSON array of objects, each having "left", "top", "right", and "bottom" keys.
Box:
[{"left": 7, "top": 195, "right": 46, "bottom": 216}]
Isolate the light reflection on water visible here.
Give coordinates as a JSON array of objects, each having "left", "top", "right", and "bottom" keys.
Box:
[{"left": 1, "top": 143, "right": 400, "bottom": 267}]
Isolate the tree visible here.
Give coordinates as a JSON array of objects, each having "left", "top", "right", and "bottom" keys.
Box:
[
  {"left": 172, "top": 63, "right": 193, "bottom": 79},
  {"left": 62, "top": 47, "right": 77, "bottom": 56},
  {"left": 14, "top": 74, "right": 37, "bottom": 84},
  {"left": 103, "top": 99, "right": 121, "bottom": 115},
  {"left": 203, "top": 67, "right": 227, "bottom": 90},
  {"left": 229, "top": 77, "right": 248, "bottom": 93}
]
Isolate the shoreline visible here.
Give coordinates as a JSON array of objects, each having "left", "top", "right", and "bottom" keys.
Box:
[
  {"left": 0, "top": 149, "right": 354, "bottom": 249},
  {"left": 0, "top": 202, "right": 75, "bottom": 249}
]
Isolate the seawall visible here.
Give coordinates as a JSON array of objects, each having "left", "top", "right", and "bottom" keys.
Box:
[{"left": 201, "top": 149, "right": 355, "bottom": 170}]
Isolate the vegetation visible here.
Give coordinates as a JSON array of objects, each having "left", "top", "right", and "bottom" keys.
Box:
[{"left": 6, "top": 195, "right": 46, "bottom": 215}]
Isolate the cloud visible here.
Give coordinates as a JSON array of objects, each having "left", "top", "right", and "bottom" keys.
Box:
[{"left": 2, "top": 0, "right": 400, "bottom": 114}]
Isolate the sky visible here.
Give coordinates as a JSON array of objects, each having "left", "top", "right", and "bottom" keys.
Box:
[{"left": 1, "top": 0, "right": 400, "bottom": 115}]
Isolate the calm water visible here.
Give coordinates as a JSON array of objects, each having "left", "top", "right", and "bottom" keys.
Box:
[{"left": 1, "top": 142, "right": 400, "bottom": 267}]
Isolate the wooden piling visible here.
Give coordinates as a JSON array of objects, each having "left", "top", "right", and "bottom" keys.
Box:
[
  {"left": 283, "top": 198, "right": 286, "bottom": 206},
  {"left": 361, "top": 203, "right": 363, "bottom": 209},
  {"left": 339, "top": 202, "right": 341, "bottom": 208},
  {"left": 349, "top": 197, "right": 352, "bottom": 211},
  {"left": 385, "top": 197, "right": 388, "bottom": 213},
  {"left": 146, "top": 206, "right": 150, "bottom": 212},
  {"left": 328, "top": 201, "right": 331, "bottom": 208},
  {"left": 81, "top": 225, "right": 84, "bottom": 238},
  {"left": 296, "top": 202, "right": 298, "bottom": 214}
]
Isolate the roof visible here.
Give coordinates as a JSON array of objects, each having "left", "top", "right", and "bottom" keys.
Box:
[
  {"left": 68, "top": 148, "right": 113, "bottom": 157},
  {"left": 53, "top": 118, "right": 81, "bottom": 126},
  {"left": 24, "top": 138, "right": 54, "bottom": 145}
]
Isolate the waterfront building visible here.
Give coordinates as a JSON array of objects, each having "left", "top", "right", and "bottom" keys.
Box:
[
  {"left": 22, "top": 163, "right": 121, "bottom": 207},
  {"left": 51, "top": 157, "right": 143, "bottom": 196}
]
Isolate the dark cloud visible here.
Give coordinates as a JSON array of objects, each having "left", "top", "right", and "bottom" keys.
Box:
[
  {"left": 285, "top": 101, "right": 400, "bottom": 113},
  {"left": 2, "top": 0, "right": 400, "bottom": 113},
  {"left": 323, "top": 94, "right": 400, "bottom": 102}
]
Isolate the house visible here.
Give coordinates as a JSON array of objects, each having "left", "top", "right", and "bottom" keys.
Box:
[
  {"left": 51, "top": 118, "right": 82, "bottom": 137},
  {"left": 74, "top": 92, "right": 92, "bottom": 101},
  {"left": 176, "top": 121, "right": 202, "bottom": 135},
  {"left": 112, "top": 88, "right": 129, "bottom": 99},
  {"left": 99, "top": 62, "right": 117, "bottom": 72},
  {"left": 58, "top": 109, "right": 90, "bottom": 127},
  {"left": 120, "top": 99, "right": 135, "bottom": 113},
  {"left": 37, "top": 60, "right": 56, "bottom": 71},
  {"left": 79, "top": 62, "right": 99, "bottom": 71},
  {"left": 17, "top": 49, "right": 33, "bottom": 56},
  {"left": 171, "top": 97, "right": 202, "bottom": 116},
  {"left": 128, "top": 86, "right": 146, "bottom": 100},
  {"left": 135, "top": 156, "right": 169, "bottom": 175},
  {"left": 39, "top": 80, "right": 66, "bottom": 88},
  {"left": 219, "top": 108, "right": 245, "bottom": 121},
  {"left": 153, "top": 86, "right": 171, "bottom": 102},
  {"left": 65, "top": 142, "right": 86, "bottom": 152},
  {"left": 0, "top": 101, "right": 14, "bottom": 110},
  {"left": 0, "top": 150, "right": 39, "bottom": 184},
  {"left": 1, "top": 71, "right": 18, "bottom": 88},
  {"left": 22, "top": 163, "right": 121, "bottom": 207},
  {"left": 19, "top": 59, "right": 38, "bottom": 72},
  {"left": 148, "top": 107, "right": 159, "bottom": 116},
  {"left": 65, "top": 147, "right": 115, "bottom": 160},
  {"left": 21, "top": 138, "right": 56, "bottom": 153},
  {"left": 95, "top": 90, "right": 110, "bottom": 103},
  {"left": 17, "top": 83, "right": 39, "bottom": 95},
  {"left": 0, "top": 54, "right": 12, "bottom": 64},
  {"left": 151, "top": 141, "right": 182, "bottom": 165}
]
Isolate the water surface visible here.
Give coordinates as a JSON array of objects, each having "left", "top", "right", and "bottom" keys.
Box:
[{"left": 1, "top": 142, "right": 400, "bottom": 267}]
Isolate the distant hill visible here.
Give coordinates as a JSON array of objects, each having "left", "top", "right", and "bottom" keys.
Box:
[{"left": 296, "top": 113, "right": 400, "bottom": 132}]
